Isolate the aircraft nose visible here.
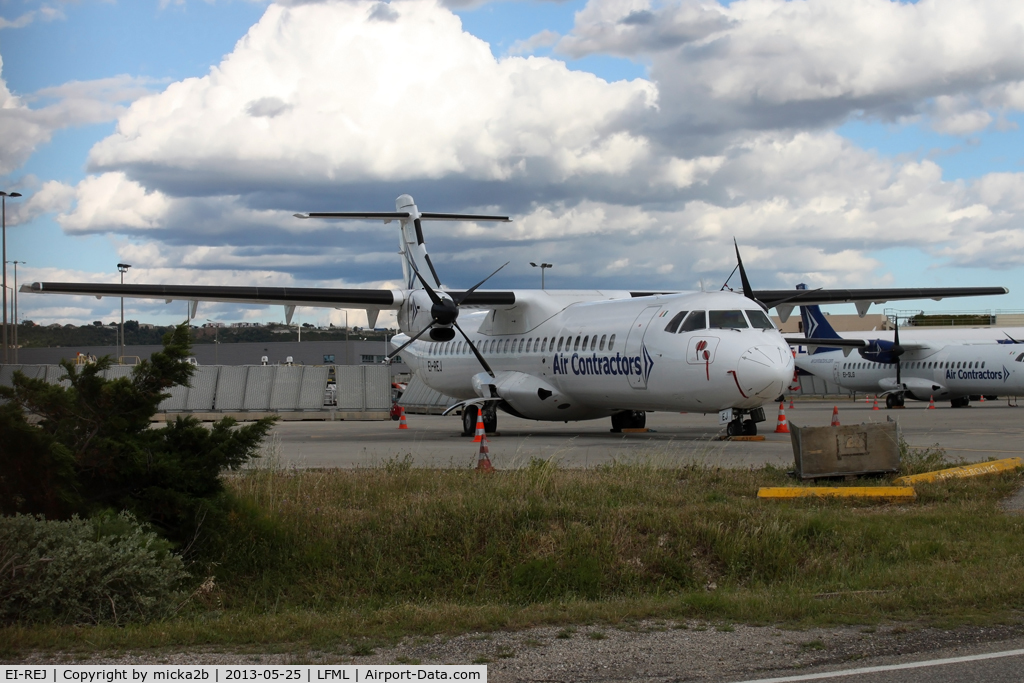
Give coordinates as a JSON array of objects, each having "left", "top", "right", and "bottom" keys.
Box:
[{"left": 735, "top": 344, "right": 791, "bottom": 400}]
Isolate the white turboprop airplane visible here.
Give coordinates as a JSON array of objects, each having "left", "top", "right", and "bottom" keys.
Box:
[
  {"left": 22, "top": 195, "right": 1010, "bottom": 436},
  {"left": 794, "top": 304, "right": 1024, "bottom": 408}
]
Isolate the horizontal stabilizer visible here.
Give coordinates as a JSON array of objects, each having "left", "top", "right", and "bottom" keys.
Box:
[{"left": 295, "top": 212, "right": 511, "bottom": 222}]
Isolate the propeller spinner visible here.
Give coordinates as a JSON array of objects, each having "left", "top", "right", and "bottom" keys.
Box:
[{"left": 386, "top": 261, "right": 509, "bottom": 378}]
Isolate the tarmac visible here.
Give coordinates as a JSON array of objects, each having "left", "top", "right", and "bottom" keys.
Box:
[{"left": 261, "top": 398, "right": 1024, "bottom": 470}]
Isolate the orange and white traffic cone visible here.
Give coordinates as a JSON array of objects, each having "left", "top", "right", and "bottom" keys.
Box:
[
  {"left": 928, "top": 395, "right": 936, "bottom": 410},
  {"left": 398, "top": 406, "right": 409, "bottom": 429},
  {"left": 476, "top": 435, "right": 494, "bottom": 472},
  {"left": 980, "top": 395, "right": 987, "bottom": 403},
  {"left": 775, "top": 402, "right": 790, "bottom": 434},
  {"left": 472, "top": 410, "right": 486, "bottom": 443},
  {"left": 872, "top": 397, "right": 880, "bottom": 410},
  {"left": 865, "top": 395, "right": 871, "bottom": 404},
  {"left": 831, "top": 406, "right": 841, "bottom": 427},
  {"left": 789, "top": 396, "right": 795, "bottom": 410}
]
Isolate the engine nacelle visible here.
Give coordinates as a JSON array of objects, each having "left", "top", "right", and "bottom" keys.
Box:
[{"left": 398, "top": 289, "right": 454, "bottom": 340}]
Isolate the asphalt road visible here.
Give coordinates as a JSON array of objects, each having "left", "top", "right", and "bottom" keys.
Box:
[{"left": 263, "top": 398, "right": 1024, "bottom": 469}]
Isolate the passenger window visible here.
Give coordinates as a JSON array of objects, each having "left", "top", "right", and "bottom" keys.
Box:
[
  {"left": 745, "top": 309, "right": 774, "bottom": 329},
  {"left": 557, "top": 337, "right": 564, "bottom": 351},
  {"left": 608, "top": 334, "right": 616, "bottom": 350},
  {"left": 665, "top": 310, "right": 689, "bottom": 333},
  {"left": 709, "top": 310, "right": 749, "bottom": 329},
  {"left": 574, "top": 336, "right": 581, "bottom": 351},
  {"left": 526, "top": 339, "right": 533, "bottom": 353},
  {"left": 541, "top": 338, "right": 548, "bottom": 353},
  {"left": 679, "top": 311, "right": 707, "bottom": 333},
  {"left": 518, "top": 339, "right": 525, "bottom": 353},
  {"left": 503, "top": 339, "right": 510, "bottom": 353},
  {"left": 599, "top": 334, "right": 607, "bottom": 350},
  {"left": 582, "top": 335, "right": 589, "bottom": 350},
  {"left": 591, "top": 336, "right": 597, "bottom": 351}
]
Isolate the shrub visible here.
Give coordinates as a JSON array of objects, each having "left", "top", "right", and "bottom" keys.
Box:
[
  {"left": 0, "top": 323, "right": 274, "bottom": 549},
  {"left": 0, "top": 512, "right": 186, "bottom": 625}
]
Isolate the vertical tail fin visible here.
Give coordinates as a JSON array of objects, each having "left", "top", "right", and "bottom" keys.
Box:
[
  {"left": 800, "top": 303, "right": 843, "bottom": 354},
  {"left": 395, "top": 195, "right": 441, "bottom": 290}
]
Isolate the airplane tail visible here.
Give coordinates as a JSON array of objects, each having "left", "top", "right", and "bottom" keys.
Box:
[
  {"left": 296, "top": 195, "right": 510, "bottom": 291},
  {"left": 799, "top": 303, "right": 843, "bottom": 354}
]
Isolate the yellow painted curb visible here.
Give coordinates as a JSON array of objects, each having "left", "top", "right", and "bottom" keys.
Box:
[
  {"left": 893, "top": 457, "right": 1024, "bottom": 485},
  {"left": 757, "top": 486, "right": 917, "bottom": 501}
]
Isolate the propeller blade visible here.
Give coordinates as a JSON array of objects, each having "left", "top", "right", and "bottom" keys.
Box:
[
  {"left": 893, "top": 317, "right": 902, "bottom": 386},
  {"left": 454, "top": 320, "right": 495, "bottom": 378},
  {"left": 1006, "top": 332, "right": 1023, "bottom": 344},
  {"left": 386, "top": 323, "right": 434, "bottom": 362},
  {"left": 411, "top": 266, "right": 444, "bottom": 306},
  {"left": 733, "top": 238, "right": 755, "bottom": 301},
  {"left": 453, "top": 261, "right": 510, "bottom": 305}
]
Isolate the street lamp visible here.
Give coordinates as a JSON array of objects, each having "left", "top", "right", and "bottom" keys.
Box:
[
  {"left": 206, "top": 319, "right": 220, "bottom": 365},
  {"left": 1, "top": 190, "right": 22, "bottom": 364},
  {"left": 8, "top": 261, "right": 23, "bottom": 363},
  {"left": 117, "top": 263, "right": 131, "bottom": 362},
  {"left": 529, "top": 262, "right": 553, "bottom": 289}
]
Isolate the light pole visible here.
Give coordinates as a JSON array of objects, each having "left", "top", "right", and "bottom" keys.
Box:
[
  {"left": 117, "top": 263, "right": 131, "bottom": 362},
  {"left": 8, "top": 260, "right": 23, "bottom": 363},
  {"left": 206, "top": 319, "right": 220, "bottom": 365},
  {"left": 529, "top": 262, "right": 552, "bottom": 289},
  {"left": 1, "top": 190, "right": 22, "bottom": 364}
]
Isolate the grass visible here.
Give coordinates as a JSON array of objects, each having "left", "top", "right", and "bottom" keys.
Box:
[{"left": 4, "top": 449, "right": 1024, "bottom": 656}]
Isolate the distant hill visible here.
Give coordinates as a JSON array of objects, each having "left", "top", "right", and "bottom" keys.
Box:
[{"left": 15, "top": 320, "right": 397, "bottom": 348}]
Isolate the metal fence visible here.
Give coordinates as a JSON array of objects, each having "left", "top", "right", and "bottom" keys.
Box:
[{"left": 0, "top": 364, "right": 390, "bottom": 413}]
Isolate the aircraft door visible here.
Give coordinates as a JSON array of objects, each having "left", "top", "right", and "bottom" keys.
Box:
[{"left": 625, "top": 305, "right": 661, "bottom": 389}]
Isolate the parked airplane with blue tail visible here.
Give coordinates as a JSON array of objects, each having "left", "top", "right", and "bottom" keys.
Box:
[{"left": 795, "top": 302, "right": 1024, "bottom": 408}]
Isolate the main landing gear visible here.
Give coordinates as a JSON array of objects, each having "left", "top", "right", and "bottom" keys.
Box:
[
  {"left": 610, "top": 410, "right": 646, "bottom": 433},
  {"left": 462, "top": 404, "right": 498, "bottom": 436},
  {"left": 724, "top": 407, "right": 766, "bottom": 437},
  {"left": 950, "top": 396, "right": 971, "bottom": 409},
  {"left": 885, "top": 393, "right": 905, "bottom": 409}
]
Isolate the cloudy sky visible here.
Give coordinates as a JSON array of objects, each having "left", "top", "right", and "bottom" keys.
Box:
[{"left": 2, "top": 0, "right": 1023, "bottom": 329}]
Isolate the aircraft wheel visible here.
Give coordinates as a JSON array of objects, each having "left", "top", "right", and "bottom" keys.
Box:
[
  {"left": 742, "top": 419, "right": 757, "bottom": 436},
  {"left": 951, "top": 396, "right": 970, "bottom": 408},
  {"left": 483, "top": 406, "right": 498, "bottom": 434},
  {"left": 629, "top": 411, "right": 647, "bottom": 429},
  {"left": 462, "top": 405, "right": 478, "bottom": 436},
  {"left": 726, "top": 419, "right": 744, "bottom": 437},
  {"left": 885, "top": 394, "right": 895, "bottom": 409}
]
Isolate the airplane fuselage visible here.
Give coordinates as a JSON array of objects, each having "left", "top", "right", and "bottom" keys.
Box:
[
  {"left": 396, "top": 290, "right": 794, "bottom": 421},
  {"left": 797, "top": 343, "right": 1024, "bottom": 401}
]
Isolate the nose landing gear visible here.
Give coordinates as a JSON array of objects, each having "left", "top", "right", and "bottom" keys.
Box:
[{"left": 723, "top": 406, "right": 766, "bottom": 437}]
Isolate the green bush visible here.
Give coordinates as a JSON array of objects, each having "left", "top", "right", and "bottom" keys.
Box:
[
  {"left": 0, "top": 323, "right": 274, "bottom": 549},
  {"left": 0, "top": 512, "right": 186, "bottom": 625}
]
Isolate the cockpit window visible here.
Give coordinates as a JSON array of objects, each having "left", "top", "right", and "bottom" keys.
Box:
[
  {"left": 745, "top": 309, "right": 775, "bottom": 330},
  {"left": 1016, "top": 352, "right": 1024, "bottom": 362},
  {"left": 664, "top": 310, "right": 688, "bottom": 333},
  {"left": 678, "top": 310, "right": 707, "bottom": 333},
  {"left": 709, "top": 310, "right": 749, "bottom": 329}
]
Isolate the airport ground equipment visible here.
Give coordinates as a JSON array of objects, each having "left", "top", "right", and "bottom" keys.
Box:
[{"left": 790, "top": 422, "right": 901, "bottom": 480}]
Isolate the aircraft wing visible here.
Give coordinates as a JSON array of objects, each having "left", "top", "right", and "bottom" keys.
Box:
[
  {"left": 21, "top": 282, "right": 516, "bottom": 308},
  {"left": 755, "top": 286, "right": 1008, "bottom": 309},
  {"left": 784, "top": 337, "right": 866, "bottom": 348}
]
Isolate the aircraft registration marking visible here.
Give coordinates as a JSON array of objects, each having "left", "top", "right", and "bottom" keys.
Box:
[{"left": 427, "top": 360, "right": 442, "bottom": 372}]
